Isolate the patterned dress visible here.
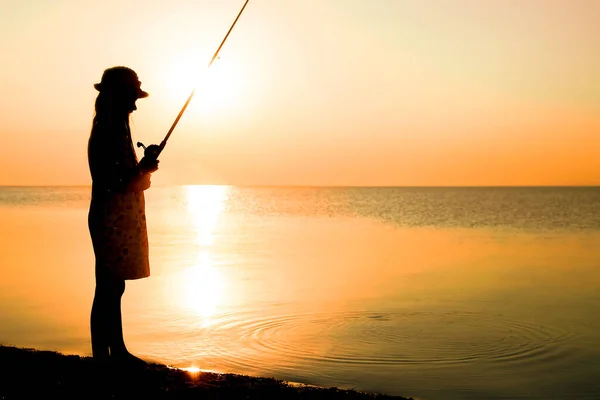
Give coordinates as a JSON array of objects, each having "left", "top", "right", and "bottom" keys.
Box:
[{"left": 88, "top": 119, "right": 150, "bottom": 280}]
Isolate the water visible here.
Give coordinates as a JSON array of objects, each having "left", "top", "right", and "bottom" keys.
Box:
[{"left": 0, "top": 186, "right": 599, "bottom": 400}]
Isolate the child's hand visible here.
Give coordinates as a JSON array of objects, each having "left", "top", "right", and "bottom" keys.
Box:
[{"left": 139, "top": 157, "right": 159, "bottom": 174}]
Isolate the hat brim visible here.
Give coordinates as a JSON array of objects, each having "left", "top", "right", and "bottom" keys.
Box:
[{"left": 94, "top": 83, "right": 149, "bottom": 98}]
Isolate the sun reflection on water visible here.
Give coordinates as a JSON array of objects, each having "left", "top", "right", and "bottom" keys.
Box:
[
  {"left": 183, "top": 185, "right": 229, "bottom": 326},
  {"left": 186, "top": 185, "right": 228, "bottom": 246}
]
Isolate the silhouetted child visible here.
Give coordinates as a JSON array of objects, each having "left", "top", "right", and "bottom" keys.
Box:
[{"left": 88, "top": 66, "right": 158, "bottom": 367}]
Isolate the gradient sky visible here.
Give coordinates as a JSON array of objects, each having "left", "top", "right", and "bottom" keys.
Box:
[{"left": 1, "top": 0, "right": 599, "bottom": 186}]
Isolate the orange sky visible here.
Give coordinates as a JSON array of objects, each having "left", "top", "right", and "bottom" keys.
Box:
[{"left": 0, "top": 0, "right": 599, "bottom": 186}]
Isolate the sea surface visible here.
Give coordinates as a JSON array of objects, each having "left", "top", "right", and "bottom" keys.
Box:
[{"left": 0, "top": 186, "right": 599, "bottom": 400}]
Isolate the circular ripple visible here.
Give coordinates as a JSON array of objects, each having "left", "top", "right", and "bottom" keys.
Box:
[{"left": 205, "top": 310, "right": 574, "bottom": 368}]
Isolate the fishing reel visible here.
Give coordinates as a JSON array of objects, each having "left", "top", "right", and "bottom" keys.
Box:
[{"left": 137, "top": 142, "right": 162, "bottom": 172}]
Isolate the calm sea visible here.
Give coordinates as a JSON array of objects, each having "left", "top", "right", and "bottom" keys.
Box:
[{"left": 0, "top": 186, "right": 599, "bottom": 400}]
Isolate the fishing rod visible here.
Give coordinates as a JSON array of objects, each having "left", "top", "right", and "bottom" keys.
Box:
[{"left": 137, "top": 0, "right": 250, "bottom": 166}]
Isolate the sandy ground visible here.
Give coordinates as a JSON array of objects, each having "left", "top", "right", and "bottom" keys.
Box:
[{"left": 0, "top": 346, "right": 410, "bottom": 400}]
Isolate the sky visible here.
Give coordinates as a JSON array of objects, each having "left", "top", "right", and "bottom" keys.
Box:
[{"left": 0, "top": 0, "right": 599, "bottom": 186}]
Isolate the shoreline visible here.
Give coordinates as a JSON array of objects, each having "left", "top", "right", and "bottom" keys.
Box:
[{"left": 0, "top": 346, "right": 411, "bottom": 399}]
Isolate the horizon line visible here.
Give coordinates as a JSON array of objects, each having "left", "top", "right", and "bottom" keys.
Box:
[{"left": 1, "top": 184, "right": 599, "bottom": 189}]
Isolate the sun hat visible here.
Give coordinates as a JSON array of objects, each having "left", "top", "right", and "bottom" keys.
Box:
[{"left": 94, "top": 66, "right": 149, "bottom": 98}]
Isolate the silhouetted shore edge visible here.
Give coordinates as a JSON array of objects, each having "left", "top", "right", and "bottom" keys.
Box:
[{"left": 0, "top": 346, "right": 412, "bottom": 399}]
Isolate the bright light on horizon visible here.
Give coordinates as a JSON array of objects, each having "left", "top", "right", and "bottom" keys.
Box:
[{"left": 186, "top": 185, "right": 229, "bottom": 246}]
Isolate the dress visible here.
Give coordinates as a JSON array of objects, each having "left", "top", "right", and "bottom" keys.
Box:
[{"left": 88, "top": 119, "right": 150, "bottom": 280}]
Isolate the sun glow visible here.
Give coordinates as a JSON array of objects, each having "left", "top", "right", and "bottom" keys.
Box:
[
  {"left": 182, "top": 185, "right": 230, "bottom": 325},
  {"left": 184, "top": 250, "right": 224, "bottom": 325},
  {"left": 182, "top": 366, "right": 202, "bottom": 374},
  {"left": 163, "top": 53, "right": 242, "bottom": 116},
  {"left": 186, "top": 185, "right": 228, "bottom": 246}
]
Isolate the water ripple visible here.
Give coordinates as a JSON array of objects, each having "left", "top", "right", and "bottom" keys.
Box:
[{"left": 195, "top": 310, "right": 574, "bottom": 369}]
